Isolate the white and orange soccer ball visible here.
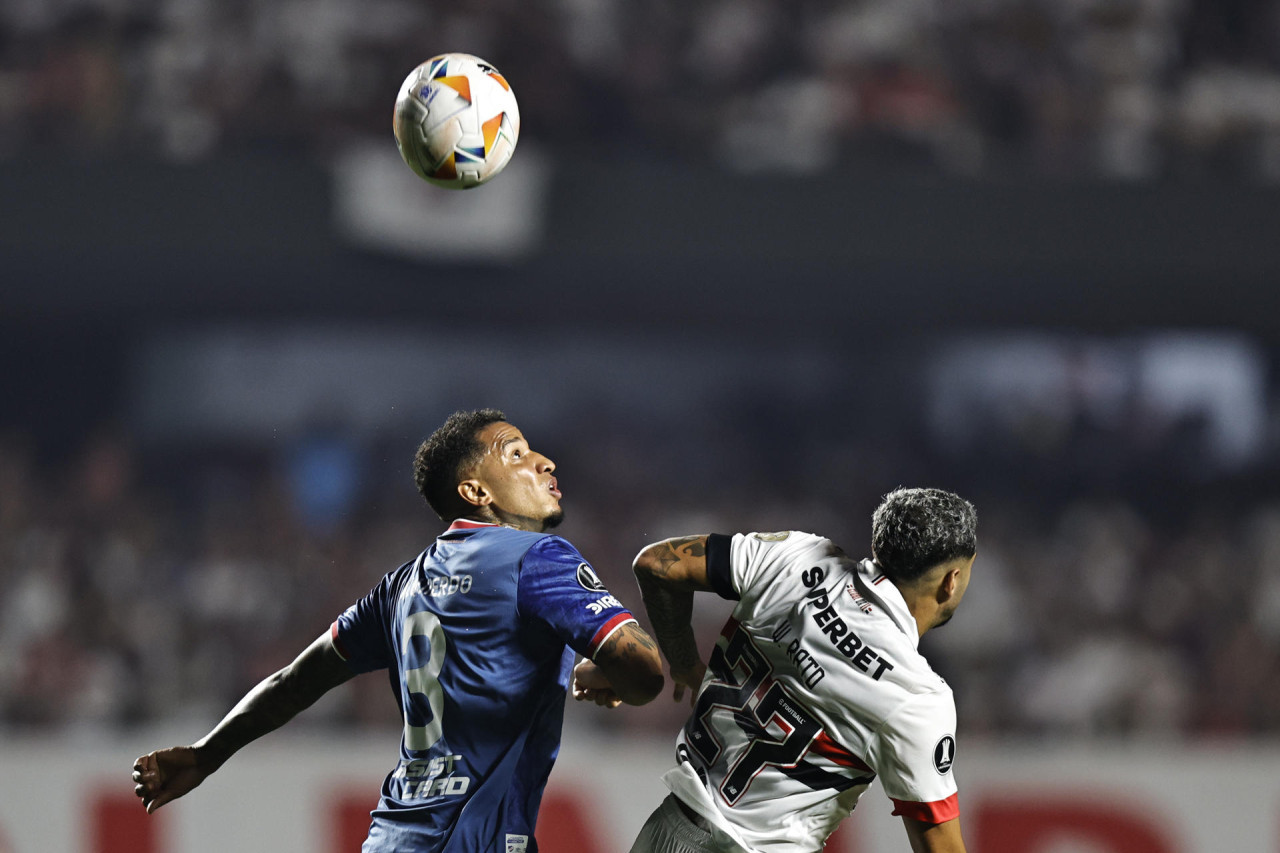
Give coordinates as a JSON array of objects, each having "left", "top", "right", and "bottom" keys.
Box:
[{"left": 392, "top": 53, "right": 520, "bottom": 189}]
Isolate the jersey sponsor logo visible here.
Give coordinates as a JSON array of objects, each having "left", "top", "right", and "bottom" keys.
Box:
[
  {"left": 391, "top": 754, "right": 472, "bottom": 798},
  {"left": 585, "top": 593, "right": 623, "bottom": 614},
  {"left": 801, "top": 567, "right": 895, "bottom": 681},
  {"left": 933, "top": 735, "right": 956, "bottom": 774},
  {"left": 576, "top": 562, "right": 606, "bottom": 591},
  {"left": 753, "top": 532, "right": 791, "bottom": 542},
  {"left": 505, "top": 835, "right": 529, "bottom": 853}
]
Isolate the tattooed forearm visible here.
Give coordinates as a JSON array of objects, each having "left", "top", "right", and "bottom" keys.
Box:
[
  {"left": 632, "top": 535, "right": 712, "bottom": 673},
  {"left": 636, "top": 572, "right": 700, "bottom": 672},
  {"left": 589, "top": 622, "right": 664, "bottom": 705},
  {"left": 623, "top": 626, "right": 659, "bottom": 654}
]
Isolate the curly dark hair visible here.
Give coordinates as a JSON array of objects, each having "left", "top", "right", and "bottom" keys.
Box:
[
  {"left": 413, "top": 408, "right": 507, "bottom": 521},
  {"left": 871, "top": 487, "right": 977, "bottom": 583}
]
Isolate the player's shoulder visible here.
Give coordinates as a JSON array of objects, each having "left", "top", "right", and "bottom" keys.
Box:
[
  {"left": 734, "top": 529, "right": 843, "bottom": 561},
  {"left": 516, "top": 531, "right": 596, "bottom": 573},
  {"left": 875, "top": 638, "right": 954, "bottom": 708},
  {"left": 738, "top": 529, "right": 829, "bottom": 545}
]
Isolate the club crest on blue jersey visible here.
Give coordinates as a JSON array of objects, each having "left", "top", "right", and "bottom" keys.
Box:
[{"left": 576, "top": 562, "right": 606, "bottom": 591}]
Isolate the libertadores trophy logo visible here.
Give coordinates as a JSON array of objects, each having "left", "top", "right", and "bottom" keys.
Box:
[
  {"left": 933, "top": 735, "right": 956, "bottom": 775},
  {"left": 576, "top": 562, "right": 606, "bottom": 592}
]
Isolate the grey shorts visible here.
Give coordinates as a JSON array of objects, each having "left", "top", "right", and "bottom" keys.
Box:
[{"left": 629, "top": 795, "right": 743, "bottom": 853}]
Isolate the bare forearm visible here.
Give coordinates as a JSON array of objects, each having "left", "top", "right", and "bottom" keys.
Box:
[
  {"left": 635, "top": 571, "right": 701, "bottom": 673},
  {"left": 633, "top": 536, "right": 711, "bottom": 675},
  {"left": 193, "top": 669, "right": 321, "bottom": 767},
  {"left": 592, "top": 623, "right": 665, "bottom": 705},
  {"left": 132, "top": 634, "right": 353, "bottom": 814},
  {"left": 193, "top": 634, "right": 353, "bottom": 769},
  {"left": 903, "top": 817, "right": 967, "bottom": 853}
]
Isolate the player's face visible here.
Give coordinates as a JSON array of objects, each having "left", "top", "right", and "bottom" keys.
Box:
[
  {"left": 933, "top": 553, "right": 976, "bottom": 629},
  {"left": 464, "top": 421, "right": 563, "bottom": 532}
]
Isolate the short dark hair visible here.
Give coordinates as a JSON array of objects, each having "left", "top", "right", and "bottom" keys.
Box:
[
  {"left": 871, "top": 487, "right": 977, "bottom": 584},
  {"left": 413, "top": 408, "right": 507, "bottom": 521}
]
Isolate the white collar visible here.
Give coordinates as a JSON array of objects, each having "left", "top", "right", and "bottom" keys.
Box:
[{"left": 856, "top": 559, "right": 920, "bottom": 649}]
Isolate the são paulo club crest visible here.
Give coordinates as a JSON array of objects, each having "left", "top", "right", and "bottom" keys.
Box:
[
  {"left": 576, "top": 562, "right": 606, "bottom": 592},
  {"left": 933, "top": 735, "right": 956, "bottom": 775}
]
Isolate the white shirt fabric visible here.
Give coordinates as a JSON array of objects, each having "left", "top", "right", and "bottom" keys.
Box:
[{"left": 661, "top": 531, "right": 959, "bottom": 853}]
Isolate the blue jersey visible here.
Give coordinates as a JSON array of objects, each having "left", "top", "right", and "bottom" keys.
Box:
[{"left": 331, "top": 519, "right": 636, "bottom": 853}]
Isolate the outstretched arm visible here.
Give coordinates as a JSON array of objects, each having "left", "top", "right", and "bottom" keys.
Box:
[
  {"left": 132, "top": 631, "right": 355, "bottom": 813},
  {"left": 632, "top": 535, "right": 715, "bottom": 704},
  {"left": 902, "top": 817, "right": 968, "bottom": 853}
]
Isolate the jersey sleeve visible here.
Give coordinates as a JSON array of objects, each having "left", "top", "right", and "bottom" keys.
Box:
[
  {"left": 725, "top": 531, "right": 828, "bottom": 606},
  {"left": 705, "top": 534, "right": 739, "bottom": 600},
  {"left": 872, "top": 690, "right": 960, "bottom": 823},
  {"left": 330, "top": 568, "right": 402, "bottom": 674},
  {"left": 516, "top": 536, "right": 636, "bottom": 660}
]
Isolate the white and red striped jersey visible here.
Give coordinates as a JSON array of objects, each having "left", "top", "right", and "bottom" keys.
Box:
[{"left": 661, "top": 531, "right": 959, "bottom": 853}]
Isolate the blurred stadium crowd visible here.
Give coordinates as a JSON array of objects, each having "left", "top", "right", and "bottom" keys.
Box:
[
  {"left": 2, "top": 0, "right": 1280, "bottom": 179},
  {"left": 4, "top": 0, "right": 1280, "bottom": 749},
  {"left": 2, "top": 400, "right": 1279, "bottom": 742}
]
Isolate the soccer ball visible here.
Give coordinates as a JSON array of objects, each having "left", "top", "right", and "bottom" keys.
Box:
[{"left": 393, "top": 53, "right": 521, "bottom": 189}]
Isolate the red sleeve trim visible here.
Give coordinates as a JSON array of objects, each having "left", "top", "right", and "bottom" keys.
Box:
[
  {"left": 891, "top": 793, "right": 959, "bottom": 824},
  {"left": 587, "top": 613, "right": 636, "bottom": 658},
  {"left": 330, "top": 620, "right": 350, "bottom": 661}
]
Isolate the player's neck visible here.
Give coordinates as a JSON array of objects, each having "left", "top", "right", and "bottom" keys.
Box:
[
  {"left": 459, "top": 509, "right": 546, "bottom": 533},
  {"left": 900, "top": 593, "right": 932, "bottom": 639},
  {"left": 896, "top": 580, "right": 944, "bottom": 639}
]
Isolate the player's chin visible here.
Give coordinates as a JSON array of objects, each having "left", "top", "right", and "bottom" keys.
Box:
[{"left": 543, "top": 506, "right": 565, "bottom": 529}]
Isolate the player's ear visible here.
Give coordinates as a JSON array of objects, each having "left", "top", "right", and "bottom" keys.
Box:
[
  {"left": 457, "top": 478, "right": 491, "bottom": 508},
  {"left": 936, "top": 564, "right": 961, "bottom": 605}
]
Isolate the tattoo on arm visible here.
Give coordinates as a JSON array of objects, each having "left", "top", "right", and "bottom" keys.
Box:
[
  {"left": 633, "top": 535, "right": 712, "bottom": 674},
  {"left": 630, "top": 629, "right": 659, "bottom": 653},
  {"left": 599, "top": 624, "right": 659, "bottom": 660},
  {"left": 637, "top": 571, "right": 699, "bottom": 672},
  {"left": 653, "top": 536, "right": 705, "bottom": 574}
]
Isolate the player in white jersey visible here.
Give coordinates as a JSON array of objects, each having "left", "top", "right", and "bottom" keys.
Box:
[{"left": 602, "top": 488, "right": 976, "bottom": 853}]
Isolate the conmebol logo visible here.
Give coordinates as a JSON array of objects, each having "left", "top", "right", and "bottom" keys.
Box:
[{"left": 576, "top": 563, "right": 606, "bottom": 592}]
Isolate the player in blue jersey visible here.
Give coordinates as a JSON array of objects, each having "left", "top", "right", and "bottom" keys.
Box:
[{"left": 132, "top": 408, "right": 664, "bottom": 852}]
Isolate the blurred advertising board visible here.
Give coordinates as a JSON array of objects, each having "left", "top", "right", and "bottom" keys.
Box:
[{"left": 1, "top": 733, "right": 1274, "bottom": 853}]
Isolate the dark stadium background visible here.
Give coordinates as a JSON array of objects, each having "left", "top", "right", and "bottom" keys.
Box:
[{"left": 3, "top": 2, "right": 1280, "bottom": 851}]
